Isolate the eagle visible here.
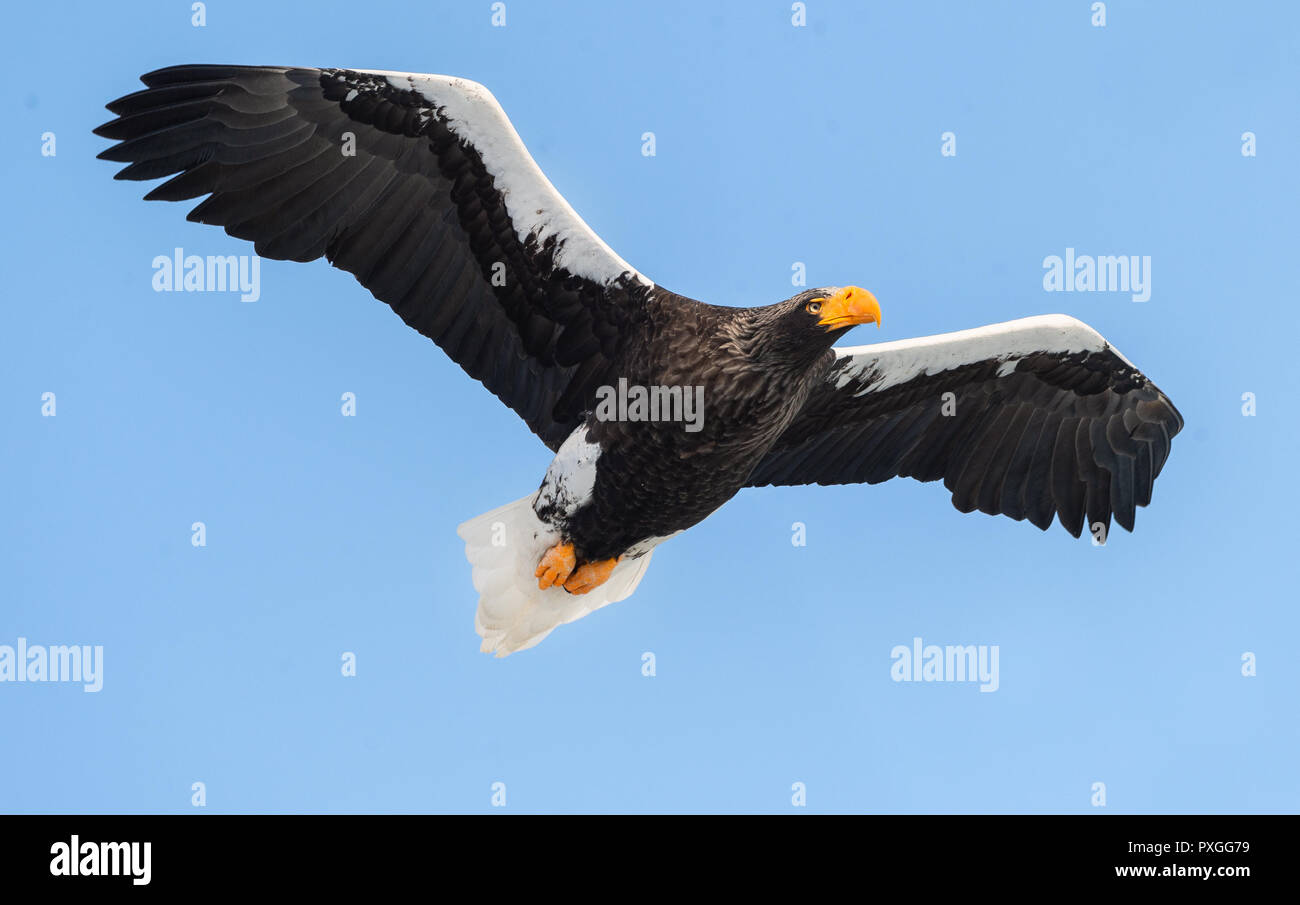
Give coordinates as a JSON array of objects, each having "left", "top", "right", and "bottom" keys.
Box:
[{"left": 96, "top": 65, "right": 1183, "bottom": 656}]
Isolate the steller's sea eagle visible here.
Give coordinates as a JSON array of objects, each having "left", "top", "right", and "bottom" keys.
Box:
[{"left": 96, "top": 66, "right": 1183, "bottom": 656}]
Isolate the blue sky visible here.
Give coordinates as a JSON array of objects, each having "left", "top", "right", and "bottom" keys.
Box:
[{"left": 3, "top": 1, "right": 1297, "bottom": 813}]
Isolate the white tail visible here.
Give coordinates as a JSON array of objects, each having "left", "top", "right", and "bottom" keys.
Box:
[{"left": 457, "top": 494, "right": 655, "bottom": 657}]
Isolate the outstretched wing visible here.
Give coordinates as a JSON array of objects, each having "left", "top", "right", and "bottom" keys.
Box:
[
  {"left": 96, "top": 65, "right": 684, "bottom": 449},
  {"left": 746, "top": 315, "right": 1183, "bottom": 538}
]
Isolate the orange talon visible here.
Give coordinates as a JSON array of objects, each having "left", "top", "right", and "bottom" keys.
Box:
[
  {"left": 563, "top": 556, "right": 621, "bottom": 595},
  {"left": 535, "top": 542, "right": 576, "bottom": 590}
]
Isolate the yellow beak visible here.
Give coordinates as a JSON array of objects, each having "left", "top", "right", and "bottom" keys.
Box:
[{"left": 816, "top": 286, "right": 882, "bottom": 331}]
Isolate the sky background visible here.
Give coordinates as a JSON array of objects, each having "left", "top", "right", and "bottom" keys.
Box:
[{"left": 3, "top": 1, "right": 1297, "bottom": 814}]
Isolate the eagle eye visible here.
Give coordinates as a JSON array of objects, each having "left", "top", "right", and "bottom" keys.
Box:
[{"left": 805, "top": 301, "right": 822, "bottom": 315}]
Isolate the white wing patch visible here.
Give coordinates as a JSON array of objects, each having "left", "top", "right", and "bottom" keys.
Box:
[
  {"left": 359, "top": 70, "right": 651, "bottom": 289},
  {"left": 832, "top": 314, "right": 1130, "bottom": 395}
]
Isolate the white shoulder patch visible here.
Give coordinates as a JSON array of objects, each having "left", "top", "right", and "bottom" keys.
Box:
[
  {"left": 832, "top": 314, "right": 1129, "bottom": 395},
  {"left": 359, "top": 70, "right": 651, "bottom": 289}
]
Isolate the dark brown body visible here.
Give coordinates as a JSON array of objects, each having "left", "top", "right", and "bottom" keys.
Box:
[{"left": 547, "top": 294, "right": 840, "bottom": 561}]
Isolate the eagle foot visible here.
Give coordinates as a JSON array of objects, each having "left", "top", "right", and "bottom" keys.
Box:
[
  {"left": 535, "top": 542, "right": 576, "bottom": 590},
  {"left": 562, "top": 557, "right": 622, "bottom": 595}
]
